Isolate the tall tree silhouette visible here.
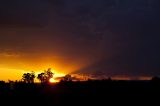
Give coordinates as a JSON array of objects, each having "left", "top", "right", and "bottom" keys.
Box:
[
  {"left": 37, "top": 73, "right": 45, "bottom": 83},
  {"left": 45, "top": 68, "right": 54, "bottom": 82},
  {"left": 37, "top": 68, "right": 54, "bottom": 83},
  {"left": 22, "top": 71, "right": 35, "bottom": 83},
  {"left": 30, "top": 71, "right": 36, "bottom": 83}
]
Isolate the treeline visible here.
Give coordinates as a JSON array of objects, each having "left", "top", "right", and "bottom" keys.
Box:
[
  {"left": 1, "top": 68, "right": 160, "bottom": 84},
  {"left": 22, "top": 68, "right": 75, "bottom": 84}
]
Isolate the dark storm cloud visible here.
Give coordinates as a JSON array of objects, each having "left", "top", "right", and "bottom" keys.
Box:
[
  {"left": 0, "top": 0, "right": 160, "bottom": 77},
  {"left": 0, "top": 0, "right": 49, "bottom": 27}
]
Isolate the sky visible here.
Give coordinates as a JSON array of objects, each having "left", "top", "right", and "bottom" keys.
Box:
[{"left": 0, "top": 0, "right": 160, "bottom": 81}]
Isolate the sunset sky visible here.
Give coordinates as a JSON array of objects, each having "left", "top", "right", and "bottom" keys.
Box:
[{"left": 0, "top": 0, "right": 160, "bottom": 81}]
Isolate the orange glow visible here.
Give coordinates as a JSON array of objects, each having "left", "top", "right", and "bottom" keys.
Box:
[
  {"left": 0, "top": 49, "right": 101, "bottom": 82},
  {"left": 112, "top": 76, "right": 152, "bottom": 80},
  {"left": 49, "top": 78, "right": 58, "bottom": 83},
  {"left": 35, "top": 69, "right": 65, "bottom": 83},
  {"left": 0, "top": 53, "right": 152, "bottom": 82},
  {"left": 49, "top": 71, "right": 65, "bottom": 83}
]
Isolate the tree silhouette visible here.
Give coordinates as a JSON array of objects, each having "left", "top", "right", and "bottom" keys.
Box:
[
  {"left": 151, "top": 76, "right": 160, "bottom": 81},
  {"left": 22, "top": 71, "right": 35, "bottom": 83},
  {"left": 37, "top": 68, "right": 54, "bottom": 83},
  {"left": 30, "top": 71, "right": 36, "bottom": 83},
  {"left": 45, "top": 68, "right": 54, "bottom": 82},
  {"left": 22, "top": 73, "right": 30, "bottom": 83},
  {"left": 37, "top": 73, "right": 45, "bottom": 83},
  {"left": 63, "top": 74, "right": 72, "bottom": 81}
]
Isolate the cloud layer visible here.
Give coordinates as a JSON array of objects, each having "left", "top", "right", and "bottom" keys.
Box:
[{"left": 0, "top": 0, "right": 160, "bottom": 79}]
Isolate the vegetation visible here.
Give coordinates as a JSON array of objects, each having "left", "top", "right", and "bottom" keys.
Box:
[
  {"left": 37, "top": 68, "right": 54, "bottom": 83},
  {"left": 0, "top": 68, "right": 159, "bottom": 106},
  {"left": 22, "top": 68, "right": 75, "bottom": 84},
  {"left": 61, "top": 74, "right": 72, "bottom": 81},
  {"left": 0, "top": 78, "right": 160, "bottom": 106},
  {"left": 22, "top": 71, "right": 35, "bottom": 83}
]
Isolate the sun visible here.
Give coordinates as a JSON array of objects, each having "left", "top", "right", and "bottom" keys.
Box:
[
  {"left": 49, "top": 71, "right": 65, "bottom": 83},
  {"left": 49, "top": 78, "right": 58, "bottom": 83}
]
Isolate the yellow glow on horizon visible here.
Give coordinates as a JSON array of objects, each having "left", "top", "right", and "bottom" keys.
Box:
[
  {"left": 53, "top": 73, "right": 65, "bottom": 78},
  {"left": 49, "top": 70, "right": 65, "bottom": 83},
  {"left": 0, "top": 67, "right": 66, "bottom": 82},
  {"left": 49, "top": 78, "right": 59, "bottom": 83},
  {"left": 30, "top": 69, "right": 66, "bottom": 83},
  {"left": 0, "top": 68, "right": 25, "bottom": 82},
  {"left": 0, "top": 52, "right": 97, "bottom": 82}
]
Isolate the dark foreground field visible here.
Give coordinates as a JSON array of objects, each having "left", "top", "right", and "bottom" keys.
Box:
[{"left": 0, "top": 80, "right": 160, "bottom": 106}]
